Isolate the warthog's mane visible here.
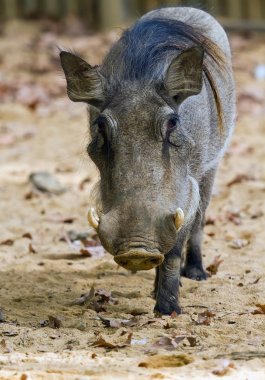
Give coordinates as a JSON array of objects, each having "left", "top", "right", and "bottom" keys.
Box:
[{"left": 104, "top": 17, "right": 227, "bottom": 131}]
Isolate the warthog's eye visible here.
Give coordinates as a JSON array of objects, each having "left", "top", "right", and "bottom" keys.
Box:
[
  {"left": 166, "top": 116, "right": 178, "bottom": 133},
  {"left": 160, "top": 114, "right": 180, "bottom": 148}
]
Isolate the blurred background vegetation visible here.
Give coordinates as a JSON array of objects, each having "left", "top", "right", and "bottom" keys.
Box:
[{"left": 1, "top": 0, "right": 265, "bottom": 31}]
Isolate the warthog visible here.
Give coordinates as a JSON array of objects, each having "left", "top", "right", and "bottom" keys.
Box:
[{"left": 60, "top": 7, "right": 235, "bottom": 314}]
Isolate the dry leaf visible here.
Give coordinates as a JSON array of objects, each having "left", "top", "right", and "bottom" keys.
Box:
[
  {"left": 227, "top": 174, "right": 255, "bottom": 187},
  {"left": 0, "top": 239, "right": 14, "bottom": 246},
  {"left": 96, "top": 288, "right": 118, "bottom": 305},
  {"left": 251, "top": 304, "right": 265, "bottom": 315},
  {"left": 205, "top": 215, "right": 216, "bottom": 225},
  {"left": 229, "top": 239, "right": 249, "bottom": 249},
  {"left": 80, "top": 245, "right": 104, "bottom": 257},
  {"left": 212, "top": 360, "right": 235, "bottom": 376},
  {"left": 69, "top": 286, "right": 95, "bottom": 306},
  {"left": 99, "top": 315, "right": 138, "bottom": 328},
  {"left": 22, "top": 232, "right": 32, "bottom": 239},
  {"left": 196, "top": 310, "right": 215, "bottom": 325},
  {"left": 206, "top": 255, "right": 223, "bottom": 275},
  {"left": 249, "top": 277, "right": 261, "bottom": 285},
  {"left": 69, "top": 286, "right": 117, "bottom": 312},
  {"left": 92, "top": 331, "right": 132, "bottom": 349},
  {"left": 153, "top": 335, "right": 197, "bottom": 351},
  {"left": 29, "top": 243, "right": 37, "bottom": 254},
  {"left": 226, "top": 210, "right": 242, "bottom": 226}
]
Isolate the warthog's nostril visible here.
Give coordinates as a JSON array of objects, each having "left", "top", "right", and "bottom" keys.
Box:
[{"left": 114, "top": 249, "right": 164, "bottom": 271}]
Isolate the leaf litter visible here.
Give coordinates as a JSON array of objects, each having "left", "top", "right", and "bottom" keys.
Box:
[
  {"left": 69, "top": 286, "right": 118, "bottom": 312},
  {"left": 206, "top": 255, "right": 223, "bottom": 275}
]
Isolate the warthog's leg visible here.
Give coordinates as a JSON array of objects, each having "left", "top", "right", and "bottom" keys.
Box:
[
  {"left": 182, "top": 167, "right": 217, "bottom": 281},
  {"left": 154, "top": 233, "right": 186, "bottom": 315}
]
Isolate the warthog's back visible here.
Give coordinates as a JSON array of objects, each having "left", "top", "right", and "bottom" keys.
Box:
[
  {"left": 141, "top": 7, "right": 236, "bottom": 173},
  {"left": 142, "top": 7, "right": 231, "bottom": 57}
]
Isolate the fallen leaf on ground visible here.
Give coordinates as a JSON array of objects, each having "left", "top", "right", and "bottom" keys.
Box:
[
  {"left": 91, "top": 331, "right": 132, "bottom": 349},
  {"left": 251, "top": 304, "right": 265, "bottom": 315},
  {"left": 28, "top": 243, "right": 37, "bottom": 254},
  {"left": 249, "top": 277, "right": 261, "bottom": 285},
  {"left": 226, "top": 210, "right": 242, "bottom": 226},
  {"left": 229, "top": 239, "right": 249, "bottom": 249},
  {"left": 22, "top": 232, "right": 32, "bottom": 239},
  {"left": 96, "top": 288, "right": 118, "bottom": 305},
  {"left": 29, "top": 171, "right": 66, "bottom": 194},
  {"left": 205, "top": 215, "right": 216, "bottom": 225},
  {"left": 153, "top": 335, "right": 198, "bottom": 351},
  {"left": 69, "top": 286, "right": 95, "bottom": 306},
  {"left": 139, "top": 354, "right": 193, "bottom": 368},
  {"left": 99, "top": 315, "right": 138, "bottom": 328},
  {"left": 206, "top": 255, "right": 223, "bottom": 275},
  {"left": 227, "top": 174, "right": 255, "bottom": 187},
  {"left": 196, "top": 310, "right": 216, "bottom": 325},
  {"left": 212, "top": 360, "right": 236, "bottom": 376},
  {"left": 0, "top": 239, "right": 14, "bottom": 246},
  {"left": 80, "top": 245, "right": 104, "bottom": 257},
  {"left": 69, "top": 286, "right": 118, "bottom": 312}
]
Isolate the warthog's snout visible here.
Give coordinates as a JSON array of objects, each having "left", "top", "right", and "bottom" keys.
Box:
[{"left": 114, "top": 249, "right": 164, "bottom": 271}]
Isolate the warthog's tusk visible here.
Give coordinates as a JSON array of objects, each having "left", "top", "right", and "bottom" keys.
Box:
[
  {"left": 87, "top": 207, "right": 99, "bottom": 229},
  {"left": 174, "top": 208, "right": 185, "bottom": 231}
]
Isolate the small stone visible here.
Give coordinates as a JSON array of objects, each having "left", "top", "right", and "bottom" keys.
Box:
[{"left": 29, "top": 171, "right": 66, "bottom": 194}]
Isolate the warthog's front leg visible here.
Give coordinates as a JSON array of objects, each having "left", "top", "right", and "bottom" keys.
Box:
[
  {"left": 154, "top": 234, "right": 186, "bottom": 315},
  {"left": 182, "top": 167, "right": 217, "bottom": 280}
]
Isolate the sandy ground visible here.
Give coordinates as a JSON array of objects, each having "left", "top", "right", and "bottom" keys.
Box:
[{"left": 0, "top": 20, "right": 265, "bottom": 380}]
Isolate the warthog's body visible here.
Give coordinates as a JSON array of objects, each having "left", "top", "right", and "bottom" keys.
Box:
[{"left": 60, "top": 7, "right": 235, "bottom": 314}]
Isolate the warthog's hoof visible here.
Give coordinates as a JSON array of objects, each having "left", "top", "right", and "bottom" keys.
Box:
[
  {"left": 154, "top": 301, "right": 181, "bottom": 316},
  {"left": 181, "top": 265, "right": 209, "bottom": 281}
]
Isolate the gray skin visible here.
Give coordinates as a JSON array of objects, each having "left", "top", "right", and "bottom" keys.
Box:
[{"left": 60, "top": 7, "right": 236, "bottom": 315}]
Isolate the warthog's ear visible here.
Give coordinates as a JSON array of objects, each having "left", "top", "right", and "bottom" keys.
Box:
[
  {"left": 60, "top": 51, "right": 104, "bottom": 108},
  {"left": 165, "top": 46, "right": 204, "bottom": 103}
]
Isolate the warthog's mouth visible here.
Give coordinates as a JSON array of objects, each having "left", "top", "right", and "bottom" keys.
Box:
[{"left": 114, "top": 249, "right": 164, "bottom": 271}]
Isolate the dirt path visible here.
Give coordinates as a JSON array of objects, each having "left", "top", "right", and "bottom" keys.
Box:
[{"left": 0, "top": 21, "right": 265, "bottom": 379}]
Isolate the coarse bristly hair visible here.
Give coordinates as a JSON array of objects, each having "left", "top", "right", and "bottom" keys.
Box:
[{"left": 103, "top": 17, "right": 227, "bottom": 131}]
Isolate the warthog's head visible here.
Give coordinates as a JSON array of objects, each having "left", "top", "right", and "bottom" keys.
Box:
[{"left": 60, "top": 21, "right": 204, "bottom": 271}]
